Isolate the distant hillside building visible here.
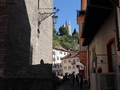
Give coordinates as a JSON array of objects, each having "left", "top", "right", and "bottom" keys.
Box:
[{"left": 63, "top": 20, "right": 72, "bottom": 35}]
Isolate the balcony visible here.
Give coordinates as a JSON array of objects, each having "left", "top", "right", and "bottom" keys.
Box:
[
  {"left": 77, "top": 10, "right": 85, "bottom": 17},
  {"left": 79, "top": 51, "right": 87, "bottom": 66}
]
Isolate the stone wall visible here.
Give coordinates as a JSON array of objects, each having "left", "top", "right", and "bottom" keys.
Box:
[
  {"left": 0, "top": 4, "right": 9, "bottom": 77},
  {"left": 0, "top": 0, "right": 53, "bottom": 76},
  {"left": 31, "top": 0, "right": 53, "bottom": 64},
  {"left": 0, "top": 0, "right": 54, "bottom": 89},
  {"left": 4, "top": 0, "right": 31, "bottom": 76}
]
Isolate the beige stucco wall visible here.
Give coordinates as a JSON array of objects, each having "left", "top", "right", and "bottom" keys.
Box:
[
  {"left": 25, "top": 0, "right": 53, "bottom": 64},
  {"left": 89, "top": 10, "right": 116, "bottom": 73},
  {"left": 62, "top": 57, "right": 84, "bottom": 75}
]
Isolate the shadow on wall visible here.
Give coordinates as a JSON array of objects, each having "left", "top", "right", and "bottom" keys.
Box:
[
  {"left": 1, "top": 0, "right": 54, "bottom": 90},
  {"left": 4, "top": 0, "right": 31, "bottom": 76}
]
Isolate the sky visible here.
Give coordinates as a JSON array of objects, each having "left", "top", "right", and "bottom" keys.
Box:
[{"left": 53, "top": 0, "right": 81, "bottom": 33}]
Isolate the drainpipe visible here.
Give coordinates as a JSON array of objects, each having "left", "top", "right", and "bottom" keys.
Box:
[
  {"left": 115, "top": 6, "right": 120, "bottom": 90},
  {"left": 88, "top": 45, "right": 90, "bottom": 88}
]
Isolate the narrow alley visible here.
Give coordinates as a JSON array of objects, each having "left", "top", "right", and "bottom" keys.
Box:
[{"left": 57, "top": 80, "right": 89, "bottom": 90}]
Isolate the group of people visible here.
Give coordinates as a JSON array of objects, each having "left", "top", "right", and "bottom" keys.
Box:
[{"left": 69, "top": 72, "right": 84, "bottom": 90}]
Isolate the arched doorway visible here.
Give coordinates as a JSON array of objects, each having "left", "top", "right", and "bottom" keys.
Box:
[{"left": 106, "top": 38, "right": 116, "bottom": 72}]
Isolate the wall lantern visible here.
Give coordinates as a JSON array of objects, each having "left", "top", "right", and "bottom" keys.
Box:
[
  {"left": 52, "top": 15, "right": 58, "bottom": 24},
  {"left": 37, "top": 7, "right": 59, "bottom": 33}
]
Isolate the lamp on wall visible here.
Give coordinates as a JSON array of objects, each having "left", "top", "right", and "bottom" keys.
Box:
[
  {"left": 52, "top": 15, "right": 58, "bottom": 24},
  {"left": 37, "top": 7, "right": 59, "bottom": 33}
]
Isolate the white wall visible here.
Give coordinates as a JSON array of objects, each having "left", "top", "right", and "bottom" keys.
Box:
[{"left": 52, "top": 49, "right": 69, "bottom": 64}]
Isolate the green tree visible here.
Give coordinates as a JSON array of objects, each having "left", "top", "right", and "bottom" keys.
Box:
[
  {"left": 53, "top": 25, "right": 79, "bottom": 50},
  {"left": 72, "top": 32, "right": 78, "bottom": 39},
  {"left": 53, "top": 40, "right": 61, "bottom": 46},
  {"left": 53, "top": 26, "right": 56, "bottom": 35},
  {"left": 59, "top": 25, "right": 69, "bottom": 36},
  {"left": 62, "top": 42, "right": 72, "bottom": 50},
  {"left": 72, "top": 28, "right": 77, "bottom": 36}
]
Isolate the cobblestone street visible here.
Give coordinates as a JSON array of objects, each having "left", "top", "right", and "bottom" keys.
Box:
[{"left": 57, "top": 81, "right": 90, "bottom": 90}]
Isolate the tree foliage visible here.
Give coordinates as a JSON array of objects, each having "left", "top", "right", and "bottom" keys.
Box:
[
  {"left": 59, "top": 25, "right": 69, "bottom": 36},
  {"left": 72, "top": 28, "right": 77, "bottom": 36},
  {"left": 53, "top": 25, "right": 79, "bottom": 50}
]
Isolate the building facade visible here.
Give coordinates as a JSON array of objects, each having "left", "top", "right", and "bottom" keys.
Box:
[
  {"left": 77, "top": 0, "right": 88, "bottom": 79},
  {"left": 81, "top": 0, "right": 118, "bottom": 90},
  {"left": 52, "top": 46, "right": 69, "bottom": 75},
  {"left": 61, "top": 50, "right": 84, "bottom": 76}
]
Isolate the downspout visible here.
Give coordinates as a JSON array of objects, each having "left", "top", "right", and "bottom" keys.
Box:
[
  {"left": 115, "top": 6, "right": 120, "bottom": 51},
  {"left": 115, "top": 5, "right": 120, "bottom": 90},
  {"left": 88, "top": 45, "right": 90, "bottom": 88}
]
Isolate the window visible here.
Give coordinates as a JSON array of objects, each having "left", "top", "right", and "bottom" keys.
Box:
[
  {"left": 53, "top": 57, "right": 55, "bottom": 61},
  {"left": 64, "top": 60, "right": 66, "bottom": 63},
  {"left": 81, "top": 41, "right": 86, "bottom": 51},
  {"left": 73, "top": 65, "right": 75, "bottom": 69},
  {"left": 64, "top": 66, "right": 67, "bottom": 70},
  {"left": 71, "top": 59, "right": 76, "bottom": 65},
  {"left": 64, "top": 52, "right": 66, "bottom": 55},
  {"left": 82, "top": 46, "right": 86, "bottom": 51},
  {"left": 53, "top": 51, "right": 55, "bottom": 55},
  {"left": 68, "top": 60, "right": 71, "bottom": 63},
  {"left": 57, "top": 56, "right": 59, "bottom": 60},
  {"left": 59, "top": 51, "right": 62, "bottom": 54},
  {"left": 68, "top": 66, "right": 71, "bottom": 69},
  {"left": 73, "top": 59, "right": 76, "bottom": 64},
  {"left": 60, "top": 64, "right": 62, "bottom": 67}
]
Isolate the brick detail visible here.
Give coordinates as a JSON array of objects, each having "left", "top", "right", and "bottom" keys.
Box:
[{"left": 0, "top": 3, "right": 9, "bottom": 78}]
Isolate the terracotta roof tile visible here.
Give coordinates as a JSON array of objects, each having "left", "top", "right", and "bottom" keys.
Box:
[
  {"left": 53, "top": 46, "right": 69, "bottom": 52},
  {"left": 61, "top": 50, "right": 79, "bottom": 60}
]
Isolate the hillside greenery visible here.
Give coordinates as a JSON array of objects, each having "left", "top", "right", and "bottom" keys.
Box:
[{"left": 53, "top": 25, "right": 79, "bottom": 50}]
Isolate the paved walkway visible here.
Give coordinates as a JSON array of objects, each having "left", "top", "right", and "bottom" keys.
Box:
[{"left": 57, "top": 81, "right": 90, "bottom": 90}]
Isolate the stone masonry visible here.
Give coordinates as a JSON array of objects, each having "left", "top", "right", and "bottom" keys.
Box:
[{"left": 0, "top": 0, "right": 54, "bottom": 89}]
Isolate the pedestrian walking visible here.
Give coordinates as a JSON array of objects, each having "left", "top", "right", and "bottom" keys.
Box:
[
  {"left": 76, "top": 73, "right": 79, "bottom": 86},
  {"left": 78, "top": 73, "right": 83, "bottom": 90},
  {"left": 68, "top": 71, "right": 75, "bottom": 87},
  {"left": 72, "top": 71, "right": 75, "bottom": 86},
  {"left": 69, "top": 73, "right": 74, "bottom": 87}
]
